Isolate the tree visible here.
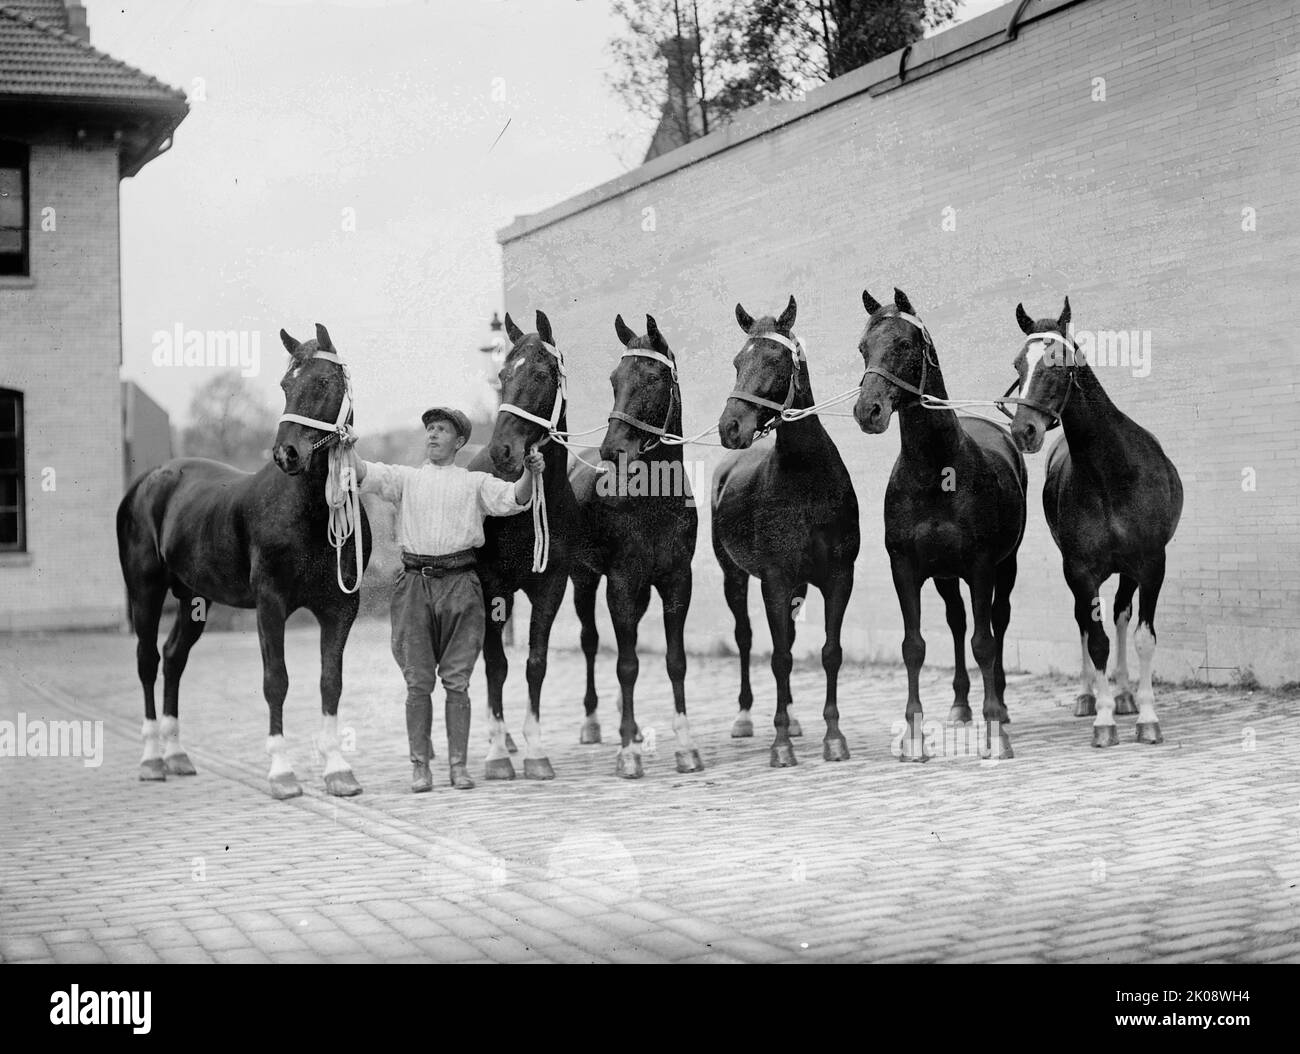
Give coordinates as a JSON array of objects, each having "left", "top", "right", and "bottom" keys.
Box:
[
  {"left": 178, "top": 372, "right": 278, "bottom": 471},
  {"left": 610, "top": 0, "right": 960, "bottom": 157}
]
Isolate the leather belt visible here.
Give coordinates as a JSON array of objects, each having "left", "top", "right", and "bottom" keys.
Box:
[{"left": 402, "top": 550, "right": 477, "bottom": 577}]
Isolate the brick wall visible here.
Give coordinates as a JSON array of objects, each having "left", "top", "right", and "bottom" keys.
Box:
[
  {"left": 499, "top": 0, "right": 1300, "bottom": 687},
  {"left": 0, "top": 143, "right": 126, "bottom": 630}
]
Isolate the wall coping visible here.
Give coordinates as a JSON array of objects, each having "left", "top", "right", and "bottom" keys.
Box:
[{"left": 497, "top": 0, "right": 1087, "bottom": 245}]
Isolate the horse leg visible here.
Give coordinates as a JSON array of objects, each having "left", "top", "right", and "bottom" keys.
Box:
[
  {"left": 721, "top": 558, "right": 755, "bottom": 738},
  {"left": 1111, "top": 574, "right": 1139, "bottom": 716},
  {"left": 521, "top": 573, "right": 567, "bottom": 780},
  {"left": 257, "top": 595, "right": 301, "bottom": 799},
  {"left": 130, "top": 579, "right": 168, "bottom": 782},
  {"left": 481, "top": 587, "right": 516, "bottom": 780},
  {"left": 317, "top": 607, "right": 362, "bottom": 796},
  {"left": 1066, "top": 565, "right": 1117, "bottom": 748},
  {"left": 891, "top": 555, "right": 929, "bottom": 762},
  {"left": 933, "top": 577, "right": 971, "bottom": 725},
  {"left": 573, "top": 570, "right": 602, "bottom": 744},
  {"left": 760, "top": 576, "right": 798, "bottom": 768},
  {"left": 969, "top": 560, "right": 1012, "bottom": 760},
  {"left": 786, "top": 582, "right": 807, "bottom": 737},
  {"left": 991, "top": 552, "right": 1017, "bottom": 725},
  {"left": 820, "top": 569, "right": 852, "bottom": 762},
  {"left": 659, "top": 571, "right": 700, "bottom": 774},
  {"left": 158, "top": 588, "right": 207, "bottom": 776},
  {"left": 609, "top": 575, "right": 651, "bottom": 779},
  {"left": 1134, "top": 556, "right": 1166, "bottom": 745}
]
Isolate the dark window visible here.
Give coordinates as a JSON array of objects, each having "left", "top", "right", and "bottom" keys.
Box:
[
  {"left": 0, "top": 389, "right": 24, "bottom": 550},
  {"left": 0, "top": 142, "right": 29, "bottom": 277}
]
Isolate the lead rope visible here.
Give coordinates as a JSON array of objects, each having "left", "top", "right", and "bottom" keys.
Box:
[{"left": 529, "top": 442, "right": 550, "bottom": 573}]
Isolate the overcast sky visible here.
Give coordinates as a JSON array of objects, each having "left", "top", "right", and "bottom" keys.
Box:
[{"left": 94, "top": 0, "right": 1002, "bottom": 432}]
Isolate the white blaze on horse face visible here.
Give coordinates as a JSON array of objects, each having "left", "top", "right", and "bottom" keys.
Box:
[{"left": 1024, "top": 339, "right": 1050, "bottom": 391}]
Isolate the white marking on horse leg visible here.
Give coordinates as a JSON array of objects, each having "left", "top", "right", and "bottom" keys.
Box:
[
  {"left": 1079, "top": 633, "right": 1094, "bottom": 698},
  {"left": 1091, "top": 659, "right": 1116, "bottom": 728},
  {"left": 485, "top": 717, "right": 510, "bottom": 761},
  {"left": 316, "top": 713, "right": 351, "bottom": 777},
  {"left": 523, "top": 709, "right": 545, "bottom": 760},
  {"left": 1134, "top": 623, "right": 1158, "bottom": 724},
  {"left": 1113, "top": 608, "right": 1132, "bottom": 696},
  {"left": 266, "top": 735, "right": 295, "bottom": 778},
  {"left": 673, "top": 711, "right": 695, "bottom": 751},
  {"left": 159, "top": 715, "right": 186, "bottom": 760},
  {"left": 141, "top": 719, "right": 163, "bottom": 763}
]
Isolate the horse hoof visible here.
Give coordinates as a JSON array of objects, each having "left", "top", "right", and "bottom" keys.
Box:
[
  {"left": 983, "top": 729, "right": 1014, "bottom": 760},
  {"left": 325, "top": 770, "right": 363, "bottom": 797},
  {"left": 484, "top": 757, "right": 516, "bottom": 781},
  {"left": 946, "top": 706, "right": 972, "bottom": 725},
  {"left": 1114, "top": 691, "right": 1138, "bottom": 716},
  {"left": 822, "top": 735, "right": 850, "bottom": 762},
  {"left": 675, "top": 749, "right": 704, "bottom": 773},
  {"left": 1136, "top": 721, "right": 1164, "bottom": 745},
  {"left": 579, "top": 719, "right": 601, "bottom": 745},
  {"left": 269, "top": 773, "right": 303, "bottom": 800},
  {"left": 524, "top": 757, "right": 555, "bottom": 780},
  {"left": 788, "top": 718, "right": 803, "bottom": 737},
  {"left": 138, "top": 758, "right": 167, "bottom": 782},
  {"left": 164, "top": 752, "right": 196, "bottom": 776},
  {"left": 615, "top": 752, "right": 644, "bottom": 779},
  {"left": 1092, "top": 724, "right": 1119, "bottom": 748},
  {"left": 770, "top": 742, "right": 798, "bottom": 768},
  {"left": 730, "top": 714, "right": 754, "bottom": 738},
  {"left": 898, "top": 729, "right": 930, "bottom": 763},
  {"left": 505, "top": 732, "right": 519, "bottom": 754},
  {"left": 1074, "top": 693, "right": 1097, "bottom": 718}
]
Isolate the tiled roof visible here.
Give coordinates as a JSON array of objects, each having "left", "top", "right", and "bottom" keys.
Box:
[{"left": 0, "top": 4, "right": 187, "bottom": 106}]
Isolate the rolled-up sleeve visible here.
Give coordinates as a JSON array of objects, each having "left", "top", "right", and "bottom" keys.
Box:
[
  {"left": 359, "top": 461, "right": 412, "bottom": 504},
  {"left": 476, "top": 472, "right": 527, "bottom": 516}
]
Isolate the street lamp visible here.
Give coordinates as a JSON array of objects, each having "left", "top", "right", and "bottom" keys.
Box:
[{"left": 479, "top": 312, "right": 507, "bottom": 405}]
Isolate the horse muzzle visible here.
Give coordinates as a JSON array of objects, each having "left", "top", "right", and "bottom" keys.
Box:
[
  {"left": 854, "top": 393, "right": 891, "bottom": 435},
  {"left": 1011, "top": 411, "right": 1047, "bottom": 454},
  {"left": 273, "top": 443, "right": 309, "bottom": 475},
  {"left": 717, "top": 403, "right": 760, "bottom": 449}
]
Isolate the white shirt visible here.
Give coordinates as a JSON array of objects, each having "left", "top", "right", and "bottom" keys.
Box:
[{"left": 360, "top": 460, "right": 527, "bottom": 556}]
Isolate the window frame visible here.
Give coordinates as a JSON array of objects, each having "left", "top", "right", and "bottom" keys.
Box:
[
  {"left": 0, "top": 388, "right": 26, "bottom": 552},
  {"left": 0, "top": 141, "right": 30, "bottom": 278}
]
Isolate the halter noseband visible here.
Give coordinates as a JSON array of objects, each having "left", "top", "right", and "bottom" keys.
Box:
[
  {"left": 278, "top": 350, "right": 356, "bottom": 449},
  {"left": 994, "top": 331, "right": 1081, "bottom": 429},
  {"left": 497, "top": 340, "right": 567, "bottom": 446},
  {"left": 859, "top": 311, "right": 938, "bottom": 401},
  {"left": 728, "top": 330, "right": 806, "bottom": 439},
  {"left": 607, "top": 348, "right": 679, "bottom": 452}
]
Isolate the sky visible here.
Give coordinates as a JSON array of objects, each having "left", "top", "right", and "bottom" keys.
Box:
[{"left": 94, "top": 0, "right": 1004, "bottom": 431}]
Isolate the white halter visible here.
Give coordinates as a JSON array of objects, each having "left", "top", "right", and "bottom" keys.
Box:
[{"left": 276, "top": 350, "right": 364, "bottom": 594}]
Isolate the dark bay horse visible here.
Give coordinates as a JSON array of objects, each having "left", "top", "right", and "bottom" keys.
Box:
[
  {"left": 1007, "top": 297, "right": 1183, "bottom": 747},
  {"left": 569, "top": 313, "right": 699, "bottom": 778},
  {"left": 854, "top": 288, "right": 1026, "bottom": 761},
  {"left": 116, "top": 323, "right": 371, "bottom": 799},
  {"left": 470, "top": 309, "right": 577, "bottom": 780},
  {"left": 714, "top": 295, "right": 859, "bottom": 767}
]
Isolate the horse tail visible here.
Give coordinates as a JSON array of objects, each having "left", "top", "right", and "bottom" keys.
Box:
[{"left": 116, "top": 467, "right": 170, "bottom": 632}]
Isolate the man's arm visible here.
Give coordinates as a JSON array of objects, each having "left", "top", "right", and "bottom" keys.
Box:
[
  {"left": 357, "top": 460, "right": 412, "bottom": 504},
  {"left": 477, "top": 452, "right": 543, "bottom": 515}
]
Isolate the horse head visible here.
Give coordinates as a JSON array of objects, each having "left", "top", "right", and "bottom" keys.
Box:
[
  {"left": 854, "top": 287, "right": 935, "bottom": 434},
  {"left": 601, "top": 313, "right": 679, "bottom": 463},
  {"left": 719, "top": 294, "right": 803, "bottom": 449},
  {"left": 273, "top": 323, "right": 351, "bottom": 476},
  {"left": 1009, "top": 296, "right": 1076, "bottom": 454},
  {"left": 490, "top": 309, "right": 563, "bottom": 480}
]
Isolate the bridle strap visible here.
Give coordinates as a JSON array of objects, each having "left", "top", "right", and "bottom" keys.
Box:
[
  {"left": 994, "top": 332, "right": 1081, "bottom": 427},
  {"left": 498, "top": 340, "right": 567, "bottom": 437},
  {"left": 859, "top": 310, "right": 937, "bottom": 400},
  {"left": 728, "top": 331, "right": 805, "bottom": 436},
  {"left": 607, "top": 348, "right": 679, "bottom": 444}
]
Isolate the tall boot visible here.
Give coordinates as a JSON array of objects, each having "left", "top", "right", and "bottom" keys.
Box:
[{"left": 445, "top": 690, "right": 475, "bottom": 790}]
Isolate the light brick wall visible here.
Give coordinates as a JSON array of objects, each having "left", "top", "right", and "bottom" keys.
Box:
[
  {"left": 0, "top": 143, "right": 125, "bottom": 630},
  {"left": 500, "top": 0, "right": 1300, "bottom": 686}
]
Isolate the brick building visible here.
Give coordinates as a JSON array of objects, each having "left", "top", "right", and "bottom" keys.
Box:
[
  {"left": 499, "top": 0, "right": 1300, "bottom": 685},
  {"left": 0, "top": 1, "right": 187, "bottom": 630}
]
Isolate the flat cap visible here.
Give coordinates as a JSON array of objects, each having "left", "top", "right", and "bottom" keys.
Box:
[{"left": 421, "top": 406, "right": 472, "bottom": 441}]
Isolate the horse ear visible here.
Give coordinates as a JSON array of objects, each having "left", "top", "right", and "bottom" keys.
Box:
[
  {"left": 314, "top": 323, "right": 333, "bottom": 351},
  {"left": 1059, "top": 296, "right": 1071, "bottom": 330},
  {"left": 777, "top": 294, "right": 797, "bottom": 331},
  {"left": 535, "top": 310, "right": 554, "bottom": 345},
  {"left": 645, "top": 313, "right": 666, "bottom": 351},
  {"left": 862, "top": 290, "right": 881, "bottom": 314},
  {"left": 504, "top": 312, "right": 524, "bottom": 343},
  {"left": 893, "top": 288, "right": 914, "bottom": 315},
  {"left": 1015, "top": 303, "right": 1035, "bottom": 335},
  {"left": 735, "top": 303, "right": 754, "bottom": 333},
  {"left": 614, "top": 314, "right": 635, "bottom": 348},
  {"left": 280, "top": 329, "right": 301, "bottom": 354}
]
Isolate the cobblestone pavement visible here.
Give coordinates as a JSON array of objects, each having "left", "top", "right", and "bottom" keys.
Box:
[{"left": 2, "top": 618, "right": 1298, "bottom": 964}]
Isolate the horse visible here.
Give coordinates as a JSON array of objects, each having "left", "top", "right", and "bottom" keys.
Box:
[
  {"left": 115, "top": 323, "right": 371, "bottom": 799},
  {"left": 568, "top": 313, "right": 700, "bottom": 778},
  {"left": 854, "top": 288, "right": 1026, "bottom": 761},
  {"left": 714, "top": 295, "right": 859, "bottom": 767},
  {"left": 470, "top": 309, "right": 578, "bottom": 780},
  {"left": 1006, "top": 297, "right": 1183, "bottom": 747}
]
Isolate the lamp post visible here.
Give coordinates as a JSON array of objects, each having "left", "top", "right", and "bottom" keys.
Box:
[{"left": 479, "top": 312, "right": 507, "bottom": 410}]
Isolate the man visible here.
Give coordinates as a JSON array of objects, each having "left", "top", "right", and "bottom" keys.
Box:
[{"left": 356, "top": 407, "right": 541, "bottom": 791}]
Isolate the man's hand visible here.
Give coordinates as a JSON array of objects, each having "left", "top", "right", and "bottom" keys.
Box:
[
  {"left": 514, "top": 449, "right": 544, "bottom": 506},
  {"left": 524, "top": 450, "right": 545, "bottom": 476}
]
